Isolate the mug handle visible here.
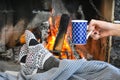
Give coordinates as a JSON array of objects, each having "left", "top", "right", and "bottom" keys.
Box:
[
  {"left": 87, "top": 30, "right": 93, "bottom": 39},
  {"left": 86, "top": 25, "right": 93, "bottom": 39}
]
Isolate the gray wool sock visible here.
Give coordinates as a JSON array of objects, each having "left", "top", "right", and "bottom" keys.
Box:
[
  {"left": 37, "top": 56, "right": 60, "bottom": 73},
  {"left": 44, "top": 56, "right": 60, "bottom": 70}
]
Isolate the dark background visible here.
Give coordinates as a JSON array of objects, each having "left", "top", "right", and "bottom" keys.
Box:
[{"left": 110, "top": 0, "right": 120, "bottom": 68}]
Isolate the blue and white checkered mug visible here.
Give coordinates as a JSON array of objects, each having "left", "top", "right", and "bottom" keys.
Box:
[{"left": 72, "top": 20, "right": 89, "bottom": 45}]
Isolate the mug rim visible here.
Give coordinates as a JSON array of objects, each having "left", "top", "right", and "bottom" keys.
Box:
[{"left": 72, "top": 20, "right": 88, "bottom": 22}]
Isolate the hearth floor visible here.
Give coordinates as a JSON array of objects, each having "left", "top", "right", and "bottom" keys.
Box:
[{"left": 0, "top": 60, "right": 20, "bottom": 72}]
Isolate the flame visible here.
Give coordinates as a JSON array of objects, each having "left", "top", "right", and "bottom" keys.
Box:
[
  {"left": 20, "top": 34, "right": 25, "bottom": 44},
  {"left": 19, "top": 29, "right": 33, "bottom": 44},
  {"left": 45, "top": 16, "right": 60, "bottom": 50},
  {"left": 19, "top": 14, "right": 85, "bottom": 59},
  {"left": 45, "top": 15, "right": 75, "bottom": 59}
]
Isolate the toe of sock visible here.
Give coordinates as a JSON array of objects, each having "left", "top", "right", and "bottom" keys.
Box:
[
  {"left": 29, "top": 39, "right": 39, "bottom": 46},
  {"left": 25, "top": 30, "right": 37, "bottom": 46}
]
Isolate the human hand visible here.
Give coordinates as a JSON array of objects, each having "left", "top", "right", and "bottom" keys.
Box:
[{"left": 88, "top": 19, "right": 114, "bottom": 40}]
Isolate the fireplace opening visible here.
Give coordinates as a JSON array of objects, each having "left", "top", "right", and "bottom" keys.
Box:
[{"left": 0, "top": 0, "right": 114, "bottom": 63}]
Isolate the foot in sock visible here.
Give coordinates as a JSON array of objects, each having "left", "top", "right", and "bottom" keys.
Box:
[
  {"left": 19, "top": 44, "right": 28, "bottom": 64},
  {"left": 25, "top": 30, "right": 53, "bottom": 69},
  {"left": 25, "top": 30, "right": 37, "bottom": 46},
  {"left": 19, "top": 29, "right": 37, "bottom": 64}
]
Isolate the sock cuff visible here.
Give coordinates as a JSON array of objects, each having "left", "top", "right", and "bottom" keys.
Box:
[
  {"left": 26, "top": 44, "right": 53, "bottom": 69},
  {"left": 25, "top": 30, "right": 37, "bottom": 46},
  {"left": 36, "top": 45, "right": 52, "bottom": 69},
  {"left": 19, "top": 44, "right": 28, "bottom": 62},
  {"left": 37, "top": 52, "right": 52, "bottom": 69},
  {"left": 43, "top": 56, "right": 60, "bottom": 71}
]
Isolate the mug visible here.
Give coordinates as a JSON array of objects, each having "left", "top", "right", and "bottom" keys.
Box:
[{"left": 72, "top": 20, "right": 91, "bottom": 45}]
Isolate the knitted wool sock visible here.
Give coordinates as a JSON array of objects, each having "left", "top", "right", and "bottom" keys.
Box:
[
  {"left": 19, "top": 44, "right": 28, "bottom": 63},
  {"left": 25, "top": 30, "right": 52, "bottom": 69},
  {"left": 37, "top": 56, "right": 60, "bottom": 73},
  {"left": 20, "top": 55, "right": 27, "bottom": 63},
  {"left": 25, "top": 30, "right": 37, "bottom": 46},
  {"left": 19, "top": 42, "right": 60, "bottom": 73},
  {"left": 29, "top": 39, "right": 39, "bottom": 46},
  {"left": 44, "top": 56, "right": 59, "bottom": 70}
]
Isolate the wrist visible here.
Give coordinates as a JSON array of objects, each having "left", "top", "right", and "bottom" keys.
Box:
[{"left": 110, "top": 24, "right": 120, "bottom": 36}]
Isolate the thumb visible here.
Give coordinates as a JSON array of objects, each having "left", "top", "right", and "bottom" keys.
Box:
[
  {"left": 88, "top": 20, "right": 96, "bottom": 31},
  {"left": 88, "top": 25, "right": 95, "bottom": 31}
]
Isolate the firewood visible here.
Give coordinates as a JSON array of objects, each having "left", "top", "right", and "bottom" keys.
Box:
[{"left": 53, "top": 14, "right": 70, "bottom": 55}]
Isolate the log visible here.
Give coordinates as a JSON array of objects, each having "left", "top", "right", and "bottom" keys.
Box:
[{"left": 53, "top": 14, "right": 70, "bottom": 55}]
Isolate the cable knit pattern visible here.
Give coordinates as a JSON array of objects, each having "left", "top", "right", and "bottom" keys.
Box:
[
  {"left": 24, "top": 30, "right": 52, "bottom": 75},
  {"left": 25, "top": 30, "right": 37, "bottom": 46},
  {"left": 19, "top": 44, "right": 28, "bottom": 62},
  {"left": 26, "top": 44, "right": 52, "bottom": 69}
]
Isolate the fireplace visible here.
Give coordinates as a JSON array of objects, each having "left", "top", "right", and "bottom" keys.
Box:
[{"left": 0, "top": 0, "right": 114, "bottom": 62}]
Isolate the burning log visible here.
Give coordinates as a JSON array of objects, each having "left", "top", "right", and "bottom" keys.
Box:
[
  {"left": 53, "top": 14, "right": 70, "bottom": 56},
  {"left": 49, "top": 50, "right": 69, "bottom": 59}
]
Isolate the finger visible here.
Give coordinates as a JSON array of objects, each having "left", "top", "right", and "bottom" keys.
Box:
[
  {"left": 91, "top": 34, "right": 100, "bottom": 40},
  {"left": 90, "top": 30, "right": 100, "bottom": 40},
  {"left": 91, "top": 31, "right": 110, "bottom": 40},
  {"left": 88, "top": 19, "right": 96, "bottom": 31}
]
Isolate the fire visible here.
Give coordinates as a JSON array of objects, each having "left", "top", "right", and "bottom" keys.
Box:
[
  {"left": 61, "top": 35, "right": 72, "bottom": 59},
  {"left": 19, "top": 29, "right": 33, "bottom": 44},
  {"left": 19, "top": 14, "right": 85, "bottom": 59},
  {"left": 45, "top": 15, "right": 75, "bottom": 59},
  {"left": 45, "top": 16, "right": 60, "bottom": 50},
  {"left": 20, "top": 34, "right": 25, "bottom": 44}
]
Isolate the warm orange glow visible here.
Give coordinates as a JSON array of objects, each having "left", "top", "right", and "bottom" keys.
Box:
[
  {"left": 19, "top": 29, "right": 33, "bottom": 44},
  {"left": 19, "top": 14, "right": 85, "bottom": 59},
  {"left": 20, "top": 34, "right": 26, "bottom": 44},
  {"left": 45, "top": 16, "right": 60, "bottom": 50},
  {"left": 45, "top": 15, "right": 74, "bottom": 59},
  {"left": 80, "top": 52, "right": 85, "bottom": 59},
  {"left": 76, "top": 46, "right": 86, "bottom": 59}
]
